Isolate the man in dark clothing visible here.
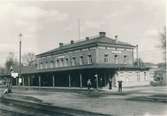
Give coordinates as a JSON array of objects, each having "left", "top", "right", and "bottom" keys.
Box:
[
  {"left": 118, "top": 81, "right": 123, "bottom": 92},
  {"left": 109, "top": 78, "right": 112, "bottom": 90},
  {"left": 87, "top": 79, "right": 92, "bottom": 90},
  {"left": 99, "top": 78, "right": 103, "bottom": 88}
]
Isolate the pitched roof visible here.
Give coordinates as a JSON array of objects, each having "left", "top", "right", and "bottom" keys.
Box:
[{"left": 36, "top": 32, "right": 135, "bottom": 57}]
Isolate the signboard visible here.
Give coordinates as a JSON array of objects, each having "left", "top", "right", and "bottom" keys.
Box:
[
  {"left": 111, "top": 50, "right": 122, "bottom": 54},
  {"left": 19, "top": 78, "right": 22, "bottom": 83},
  {"left": 11, "top": 72, "right": 18, "bottom": 78},
  {"left": 57, "top": 56, "right": 65, "bottom": 59}
]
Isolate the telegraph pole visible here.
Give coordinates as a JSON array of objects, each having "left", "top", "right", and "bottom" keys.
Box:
[
  {"left": 78, "top": 19, "right": 81, "bottom": 40},
  {"left": 18, "top": 33, "right": 22, "bottom": 86},
  {"left": 136, "top": 44, "right": 139, "bottom": 67}
]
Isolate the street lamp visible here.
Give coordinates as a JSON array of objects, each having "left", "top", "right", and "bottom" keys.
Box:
[{"left": 18, "top": 33, "right": 22, "bottom": 86}]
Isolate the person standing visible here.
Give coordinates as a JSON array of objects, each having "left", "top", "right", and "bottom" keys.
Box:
[
  {"left": 109, "top": 78, "right": 112, "bottom": 90},
  {"left": 118, "top": 81, "right": 123, "bottom": 92},
  {"left": 99, "top": 78, "right": 103, "bottom": 88},
  {"left": 87, "top": 79, "right": 92, "bottom": 90}
]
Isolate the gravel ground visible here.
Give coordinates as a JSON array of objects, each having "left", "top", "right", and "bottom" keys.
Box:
[{"left": 1, "top": 86, "right": 167, "bottom": 116}]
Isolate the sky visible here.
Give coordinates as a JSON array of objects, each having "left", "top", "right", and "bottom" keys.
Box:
[{"left": 0, "top": 0, "right": 166, "bottom": 67}]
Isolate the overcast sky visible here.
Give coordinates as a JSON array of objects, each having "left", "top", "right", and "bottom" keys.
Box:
[{"left": 0, "top": 0, "right": 166, "bottom": 67}]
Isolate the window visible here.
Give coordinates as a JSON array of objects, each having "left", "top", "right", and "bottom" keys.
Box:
[
  {"left": 50, "top": 61, "right": 54, "bottom": 68},
  {"left": 137, "top": 72, "right": 140, "bottom": 81},
  {"left": 54, "top": 60, "right": 57, "bottom": 67},
  {"left": 123, "top": 55, "right": 127, "bottom": 64},
  {"left": 79, "top": 56, "right": 84, "bottom": 65},
  {"left": 65, "top": 58, "right": 69, "bottom": 66},
  {"left": 60, "top": 58, "right": 64, "bottom": 67},
  {"left": 126, "top": 77, "right": 129, "bottom": 82},
  {"left": 57, "top": 60, "right": 60, "bottom": 67},
  {"left": 87, "top": 55, "right": 93, "bottom": 64},
  {"left": 114, "top": 55, "right": 118, "bottom": 64},
  {"left": 40, "top": 63, "right": 43, "bottom": 69},
  {"left": 104, "top": 54, "right": 109, "bottom": 63},
  {"left": 72, "top": 57, "right": 76, "bottom": 66},
  {"left": 144, "top": 72, "right": 147, "bottom": 80},
  {"left": 48, "top": 62, "right": 51, "bottom": 68},
  {"left": 45, "top": 62, "right": 48, "bottom": 69}
]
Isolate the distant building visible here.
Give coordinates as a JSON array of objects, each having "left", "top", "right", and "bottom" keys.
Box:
[{"left": 0, "top": 32, "right": 151, "bottom": 88}]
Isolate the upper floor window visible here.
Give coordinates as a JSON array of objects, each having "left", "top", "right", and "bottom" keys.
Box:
[
  {"left": 60, "top": 58, "right": 64, "bottom": 67},
  {"left": 79, "top": 56, "right": 84, "bottom": 65},
  {"left": 57, "top": 60, "right": 60, "bottom": 67},
  {"left": 65, "top": 58, "right": 69, "bottom": 66},
  {"left": 44, "top": 62, "right": 47, "bottom": 69},
  {"left": 87, "top": 55, "right": 93, "bottom": 64},
  {"left": 123, "top": 55, "right": 127, "bottom": 64},
  {"left": 137, "top": 72, "right": 140, "bottom": 81},
  {"left": 144, "top": 72, "right": 147, "bottom": 80},
  {"left": 114, "top": 55, "right": 118, "bottom": 64},
  {"left": 50, "top": 61, "right": 54, "bottom": 68},
  {"left": 40, "top": 62, "right": 43, "bottom": 69},
  {"left": 54, "top": 60, "right": 57, "bottom": 68},
  {"left": 104, "top": 54, "right": 109, "bottom": 63},
  {"left": 72, "top": 57, "right": 76, "bottom": 66}
]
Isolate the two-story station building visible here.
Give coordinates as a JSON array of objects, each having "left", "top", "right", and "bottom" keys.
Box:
[{"left": 5, "top": 32, "right": 151, "bottom": 88}]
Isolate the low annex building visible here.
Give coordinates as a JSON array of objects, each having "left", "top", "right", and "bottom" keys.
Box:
[{"left": 2, "top": 32, "right": 151, "bottom": 88}]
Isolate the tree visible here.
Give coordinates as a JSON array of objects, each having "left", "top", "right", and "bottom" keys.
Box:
[
  {"left": 133, "top": 58, "right": 145, "bottom": 67},
  {"left": 22, "top": 52, "right": 36, "bottom": 66},
  {"left": 0, "top": 67, "right": 5, "bottom": 74},
  {"left": 5, "top": 52, "right": 18, "bottom": 73},
  {"left": 159, "top": 27, "right": 166, "bottom": 65}
]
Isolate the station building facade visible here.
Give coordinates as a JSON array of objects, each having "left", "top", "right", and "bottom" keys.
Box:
[{"left": 18, "top": 32, "right": 150, "bottom": 88}]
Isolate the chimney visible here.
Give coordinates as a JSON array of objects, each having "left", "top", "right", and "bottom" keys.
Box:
[
  {"left": 114, "top": 35, "right": 118, "bottom": 41},
  {"left": 99, "top": 32, "right": 106, "bottom": 37},
  {"left": 59, "top": 42, "right": 64, "bottom": 47},
  {"left": 70, "top": 40, "right": 74, "bottom": 44},
  {"left": 85, "top": 37, "right": 89, "bottom": 40}
]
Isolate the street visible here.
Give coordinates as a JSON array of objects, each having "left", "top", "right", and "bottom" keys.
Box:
[{"left": 0, "top": 86, "right": 167, "bottom": 116}]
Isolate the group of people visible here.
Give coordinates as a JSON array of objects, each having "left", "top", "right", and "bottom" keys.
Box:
[{"left": 87, "top": 78, "right": 123, "bottom": 92}]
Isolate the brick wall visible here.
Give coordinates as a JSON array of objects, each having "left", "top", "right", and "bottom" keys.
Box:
[
  {"left": 36, "top": 48, "right": 97, "bottom": 69},
  {"left": 114, "top": 71, "right": 151, "bottom": 87},
  {"left": 96, "top": 47, "right": 133, "bottom": 64}
]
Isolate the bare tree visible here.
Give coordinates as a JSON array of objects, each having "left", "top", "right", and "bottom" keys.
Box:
[
  {"left": 5, "top": 52, "right": 18, "bottom": 73},
  {"left": 133, "top": 58, "right": 145, "bottom": 67},
  {"left": 159, "top": 27, "right": 166, "bottom": 65},
  {"left": 22, "top": 52, "right": 36, "bottom": 66},
  {"left": 0, "top": 67, "right": 5, "bottom": 74}
]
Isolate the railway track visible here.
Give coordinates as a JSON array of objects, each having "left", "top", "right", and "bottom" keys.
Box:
[{"left": 0, "top": 96, "right": 111, "bottom": 116}]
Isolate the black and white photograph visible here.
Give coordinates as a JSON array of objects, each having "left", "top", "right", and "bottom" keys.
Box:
[{"left": 0, "top": 0, "right": 166, "bottom": 116}]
